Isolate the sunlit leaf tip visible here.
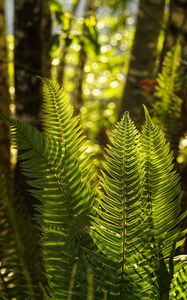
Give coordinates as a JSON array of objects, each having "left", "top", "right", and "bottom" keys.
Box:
[
  {"left": 143, "top": 105, "right": 151, "bottom": 122},
  {"left": 123, "top": 111, "right": 130, "bottom": 118}
]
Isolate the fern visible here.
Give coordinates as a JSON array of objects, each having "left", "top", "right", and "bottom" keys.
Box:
[
  {"left": 41, "top": 78, "right": 96, "bottom": 208},
  {"left": 153, "top": 44, "right": 182, "bottom": 152},
  {"left": 141, "top": 107, "right": 185, "bottom": 298},
  {"left": 142, "top": 107, "right": 183, "bottom": 256},
  {"left": 90, "top": 112, "right": 157, "bottom": 299},
  {"left": 0, "top": 79, "right": 96, "bottom": 299},
  {"left": 0, "top": 79, "right": 186, "bottom": 299}
]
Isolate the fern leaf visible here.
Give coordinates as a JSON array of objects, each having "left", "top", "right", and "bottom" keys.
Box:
[
  {"left": 141, "top": 107, "right": 183, "bottom": 258},
  {"left": 0, "top": 113, "right": 94, "bottom": 299},
  {"left": 141, "top": 107, "right": 185, "bottom": 299},
  {"left": 41, "top": 78, "right": 97, "bottom": 209},
  {"left": 41, "top": 77, "right": 74, "bottom": 140},
  {"left": 90, "top": 112, "right": 158, "bottom": 299},
  {"left": 153, "top": 44, "right": 182, "bottom": 151}
]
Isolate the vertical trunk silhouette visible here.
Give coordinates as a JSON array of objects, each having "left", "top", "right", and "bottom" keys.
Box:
[
  {"left": 57, "top": 0, "right": 79, "bottom": 85},
  {"left": 0, "top": 0, "right": 10, "bottom": 172},
  {"left": 14, "top": 0, "right": 51, "bottom": 213},
  {"left": 74, "top": 45, "right": 87, "bottom": 114},
  {"left": 160, "top": 0, "right": 187, "bottom": 65},
  {"left": 14, "top": 0, "right": 43, "bottom": 128},
  {"left": 119, "top": 0, "right": 165, "bottom": 126},
  {"left": 41, "top": 0, "right": 52, "bottom": 79},
  {"left": 73, "top": 0, "right": 94, "bottom": 114}
]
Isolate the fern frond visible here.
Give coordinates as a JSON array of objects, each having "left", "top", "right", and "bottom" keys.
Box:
[
  {"left": 41, "top": 77, "right": 74, "bottom": 140},
  {"left": 153, "top": 44, "right": 182, "bottom": 151},
  {"left": 0, "top": 172, "right": 42, "bottom": 299},
  {"left": 90, "top": 112, "right": 158, "bottom": 299},
  {"left": 41, "top": 78, "right": 97, "bottom": 210},
  {"left": 141, "top": 107, "right": 183, "bottom": 260},
  {"left": 0, "top": 114, "right": 94, "bottom": 299}
]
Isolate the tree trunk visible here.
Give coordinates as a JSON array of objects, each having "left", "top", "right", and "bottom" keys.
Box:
[
  {"left": 14, "top": 0, "right": 43, "bottom": 128},
  {"left": 14, "top": 0, "right": 51, "bottom": 214},
  {"left": 41, "top": 0, "right": 52, "bottom": 79},
  {"left": 160, "top": 0, "right": 187, "bottom": 65},
  {"left": 73, "top": 0, "right": 94, "bottom": 114},
  {"left": 57, "top": 0, "right": 79, "bottom": 85},
  {"left": 0, "top": 0, "right": 10, "bottom": 172},
  {"left": 119, "top": 0, "right": 165, "bottom": 126},
  {"left": 74, "top": 45, "right": 87, "bottom": 114}
]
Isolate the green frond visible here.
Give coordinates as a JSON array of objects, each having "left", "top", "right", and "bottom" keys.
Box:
[
  {"left": 41, "top": 78, "right": 97, "bottom": 209},
  {"left": 1, "top": 115, "right": 93, "bottom": 299},
  {"left": 0, "top": 172, "right": 42, "bottom": 299},
  {"left": 141, "top": 107, "right": 183, "bottom": 258},
  {"left": 90, "top": 112, "right": 158, "bottom": 299},
  {"left": 41, "top": 77, "right": 74, "bottom": 140},
  {"left": 156, "top": 44, "right": 181, "bottom": 95},
  {"left": 153, "top": 44, "right": 182, "bottom": 150}
]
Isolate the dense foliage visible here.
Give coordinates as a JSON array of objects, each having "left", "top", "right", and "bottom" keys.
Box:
[{"left": 0, "top": 79, "right": 186, "bottom": 299}]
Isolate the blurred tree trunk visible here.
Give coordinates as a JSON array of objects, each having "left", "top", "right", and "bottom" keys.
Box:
[
  {"left": 14, "top": 0, "right": 51, "bottom": 127},
  {"left": 119, "top": 0, "right": 165, "bottom": 126},
  {"left": 57, "top": 0, "right": 79, "bottom": 85},
  {"left": 41, "top": 1, "right": 52, "bottom": 79},
  {"left": 0, "top": 0, "right": 10, "bottom": 172},
  {"left": 14, "top": 0, "right": 43, "bottom": 128},
  {"left": 74, "top": 45, "right": 87, "bottom": 114},
  {"left": 74, "top": 0, "right": 94, "bottom": 114},
  {"left": 160, "top": 0, "right": 187, "bottom": 64},
  {"left": 14, "top": 0, "right": 51, "bottom": 212}
]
